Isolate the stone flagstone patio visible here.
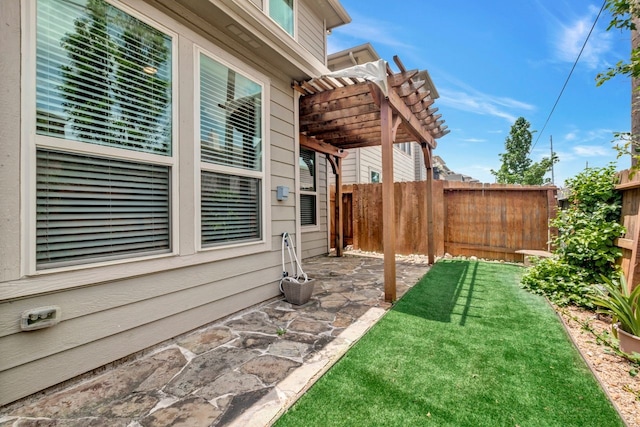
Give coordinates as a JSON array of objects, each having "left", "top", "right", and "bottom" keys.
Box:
[{"left": 0, "top": 253, "right": 430, "bottom": 427}]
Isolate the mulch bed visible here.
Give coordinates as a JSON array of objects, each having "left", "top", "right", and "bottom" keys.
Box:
[{"left": 556, "top": 305, "right": 640, "bottom": 427}]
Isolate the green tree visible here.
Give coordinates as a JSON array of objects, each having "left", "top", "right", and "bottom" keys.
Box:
[
  {"left": 491, "top": 117, "right": 558, "bottom": 185},
  {"left": 114, "top": 15, "right": 170, "bottom": 153},
  {"left": 597, "top": 0, "right": 640, "bottom": 86},
  {"left": 598, "top": 0, "right": 640, "bottom": 165},
  {"left": 60, "top": 0, "right": 115, "bottom": 143}
]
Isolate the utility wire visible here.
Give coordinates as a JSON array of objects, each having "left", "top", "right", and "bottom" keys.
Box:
[{"left": 531, "top": 0, "right": 607, "bottom": 152}]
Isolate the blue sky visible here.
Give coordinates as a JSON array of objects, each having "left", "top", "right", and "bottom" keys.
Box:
[{"left": 327, "top": 0, "right": 631, "bottom": 186}]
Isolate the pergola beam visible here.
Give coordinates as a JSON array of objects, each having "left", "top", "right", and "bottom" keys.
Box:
[
  {"left": 300, "top": 134, "right": 349, "bottom": 158},
  {"left": 301, "top": 112, "right": 380, "bottom": 133},
  {"left": 385, "top": 81, "right": 437, "bottom": 149},
  {"left": 298, "top": 81, "right": 371, "bottom": 105},
  {"left": 300, "top": 103, "right": 379, "bottom": 125}
]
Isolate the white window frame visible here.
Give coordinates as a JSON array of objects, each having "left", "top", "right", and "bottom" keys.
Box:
[
  {"left": 300, "top": 148, "right": 320, "bottom": 231},
  {"left": 265, "top": 0, "right": 296, "bottom": 39},
  {"left": 396, "top": 142, "right": 412, "bottom": 156},
  {"left": 21, "top": 0, "right": 179, "bottom": 276},
  {"left": 194, "top": 45, "right": 271, "bottom": 255},
  {"left": 370, "top": 168, "right": 381, "bottom": 183}
]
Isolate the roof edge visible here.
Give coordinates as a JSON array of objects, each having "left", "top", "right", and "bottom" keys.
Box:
[{"left": 324, "top": 0, "right": 352, "bottom": 29}]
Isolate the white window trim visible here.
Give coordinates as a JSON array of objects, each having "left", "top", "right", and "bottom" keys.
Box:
[
  {"left": 264, "top": 0, "right": 297, "bottom": 40},
  {"left": 300, "top": 149, "right": 320, "bottom": 232},
  {"left": 194, "top": 45, "right": 271, "bottom": 257},
  {"left": 370, "top": 167, "right": 381, "bottom": 183},
  {"left": 21, "top": 0, "right": 180, "bottom": 276},
  {"left": 395, "top": 142, "right": 412, "bottom": 157}
]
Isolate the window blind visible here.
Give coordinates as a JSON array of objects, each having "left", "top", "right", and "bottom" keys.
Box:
[
  {"left": 36, "top": 0, "right": 172, "bottom": 155},
  {"left": 36, "top": 149, "right": 171, "bottom": 269},
  {"left": 299, "top": 148, "right": 317, "bottom": 226},
  {"left": 201, "top": 172, "right": 261, "bottom": 245},
  {"left": 300, "top": 194, "right": 316, "bottom": 226},
  {"left": 200, "top": 54, "right": 262, "bottom": 171}
]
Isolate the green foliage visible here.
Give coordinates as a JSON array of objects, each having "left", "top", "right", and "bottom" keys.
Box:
[
  {"left": 521, "top": 258, "right": 594, "bottom": 307},
  {"left": 597, "top": 1, "right": 640, "bottom": 170},
  {"left": 592, "top": 274, "right": 640, "bottom": 337},
  {"left": 596, "top": 0, "right": 640, "bottom": 86},
  {"left": 61, "top": 0, "right": 115, "bottom": 143},
  {"left": 60, "top": 0, "right": 170, "bottom": 150},
  {"left": 522, "top": 165, "right": 624, "bottom": 307},
  {"left": 490, "top": 117, "right": 558, "bottom": 185}
]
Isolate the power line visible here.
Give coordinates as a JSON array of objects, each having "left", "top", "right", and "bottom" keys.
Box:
[{"left": 531, "top": 0, "right": 607, "bottom": 152}]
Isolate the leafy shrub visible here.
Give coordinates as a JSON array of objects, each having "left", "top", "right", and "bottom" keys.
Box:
[
  {"left": 522, "top": 164, "right": 624, "bottom": 307},
  {"left": 521, "top": 258, "right": 594, "bottom": 307}
]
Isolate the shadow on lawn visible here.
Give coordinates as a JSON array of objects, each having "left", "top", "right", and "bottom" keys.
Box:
[{"left": 394, "top": 260, "right": 483, "bottom": 325}]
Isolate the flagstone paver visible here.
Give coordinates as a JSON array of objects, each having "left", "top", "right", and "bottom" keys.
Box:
[{"left": 0, "top": 253, "right": 429, "bottom": 426}]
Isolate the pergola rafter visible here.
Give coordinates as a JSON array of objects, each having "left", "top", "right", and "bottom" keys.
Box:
[{"left": 293, "top": 56, "right": 448, "bottom": 302}]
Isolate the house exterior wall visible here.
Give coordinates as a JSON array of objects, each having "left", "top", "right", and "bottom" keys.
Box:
[
  {"left": 330, "top": 145, "right": 417, "bottom": 185},
  {"left": 392, "top": 145, "right": 416, "bottom": 182},
  {"left": 0, "top": 0, "right": 338, "bottom": 406},
  {"left": 414, "top": 144, "right": 427, "bottom": 181},
  {"left": 0, "top": 0, "right": 21, "bottom": 284},
  {"left": 298, "top": 1, "right": 326, "bottom": 63}
]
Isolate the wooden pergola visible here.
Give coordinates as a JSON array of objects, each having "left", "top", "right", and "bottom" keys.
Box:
[{"left": 293, "top": 56, "right": 449, "bottom": 302}]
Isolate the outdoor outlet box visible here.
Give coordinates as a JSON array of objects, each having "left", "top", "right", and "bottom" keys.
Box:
[
  {"left": 277, "top": 186, "right": 289, "bottom": 201},
  {"left": 20, "top": 306, "right": 62, "bottom": 331}
]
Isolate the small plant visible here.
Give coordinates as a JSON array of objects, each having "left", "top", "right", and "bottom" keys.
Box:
[
  {"left": 276, "top": 327, "right": 287, "bottom": 336},
  {"left": 591, "top": 274, "right": 640, "bottom": 337}
]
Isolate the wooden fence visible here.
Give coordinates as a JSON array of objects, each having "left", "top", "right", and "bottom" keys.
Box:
[
  {"left": 616, "top": 169, "right": 640, "bottom": 289},
  {"left": 331, "top": 181, "right": 557, "bottom": 263}
]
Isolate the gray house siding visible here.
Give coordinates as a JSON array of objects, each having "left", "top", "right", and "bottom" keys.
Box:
[
  {"left": 393, "top": 146, "right": 416, "bottom": 182},
  {"left": 298, "top": 1, "right": 326, "bottom": 63},
  {"left": 330, "top": 145, "right": 417, "bottom": 185},
  {"left": 0, "top": 0, "right": 321, "bottom": 406},
  {"left": 0, "top": 0, "right": 21, "bottom": 283}
]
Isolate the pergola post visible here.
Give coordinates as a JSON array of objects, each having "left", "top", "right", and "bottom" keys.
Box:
[
  {"left": 425, "top": 147, "right": 436, "bottom": 264},
  {"left": 380, "top": 96, "right": 396, "bottom": 302},
  {"left": 423, "top": 144, "right": 436, "bottom": 264},
  {"left": 334, "top": 156, "right": 343, "bottom": 257}
]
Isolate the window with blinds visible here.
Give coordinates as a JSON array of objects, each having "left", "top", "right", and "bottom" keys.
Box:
[
  {"left": 201, "top": 172, "right": 261, "bottom": 245},
  {"left": 36, "top": 150, "right": 171, "bottom": 269},
  {"left": 299, "top": 148, "right": 317, "bottom": 227},
  {"left": 269, "top": 0, "right": 294, "bottom": 36},
  {"left": 36, "top": 0, "right": 172, "bottom": 154},
  {"left": 34, "top": 0, "right": 173, "bottom": 270},
  {"left": 200, "top": 54, "right": 262, "bottom": 171},
  {"left": 199, "top": 52, "right": 264, "bottom": 247}
]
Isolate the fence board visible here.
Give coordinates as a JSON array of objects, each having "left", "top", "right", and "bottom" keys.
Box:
[
  {"left": 330, "top": 185, "right": 353, "bottom": 248},
  {"left": 616, "top": 169, "right": 640, "bottom": 290},
  {"left": 443, "top": 185, "right": 552, "bottom": 262},
  {"left": 332, "top": 181, "right": 555, "bottom": 262}
]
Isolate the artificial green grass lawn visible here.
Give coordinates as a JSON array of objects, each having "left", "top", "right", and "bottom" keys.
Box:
[{"left": 275, "top": 260, "right": 624, "bottom": 427}]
